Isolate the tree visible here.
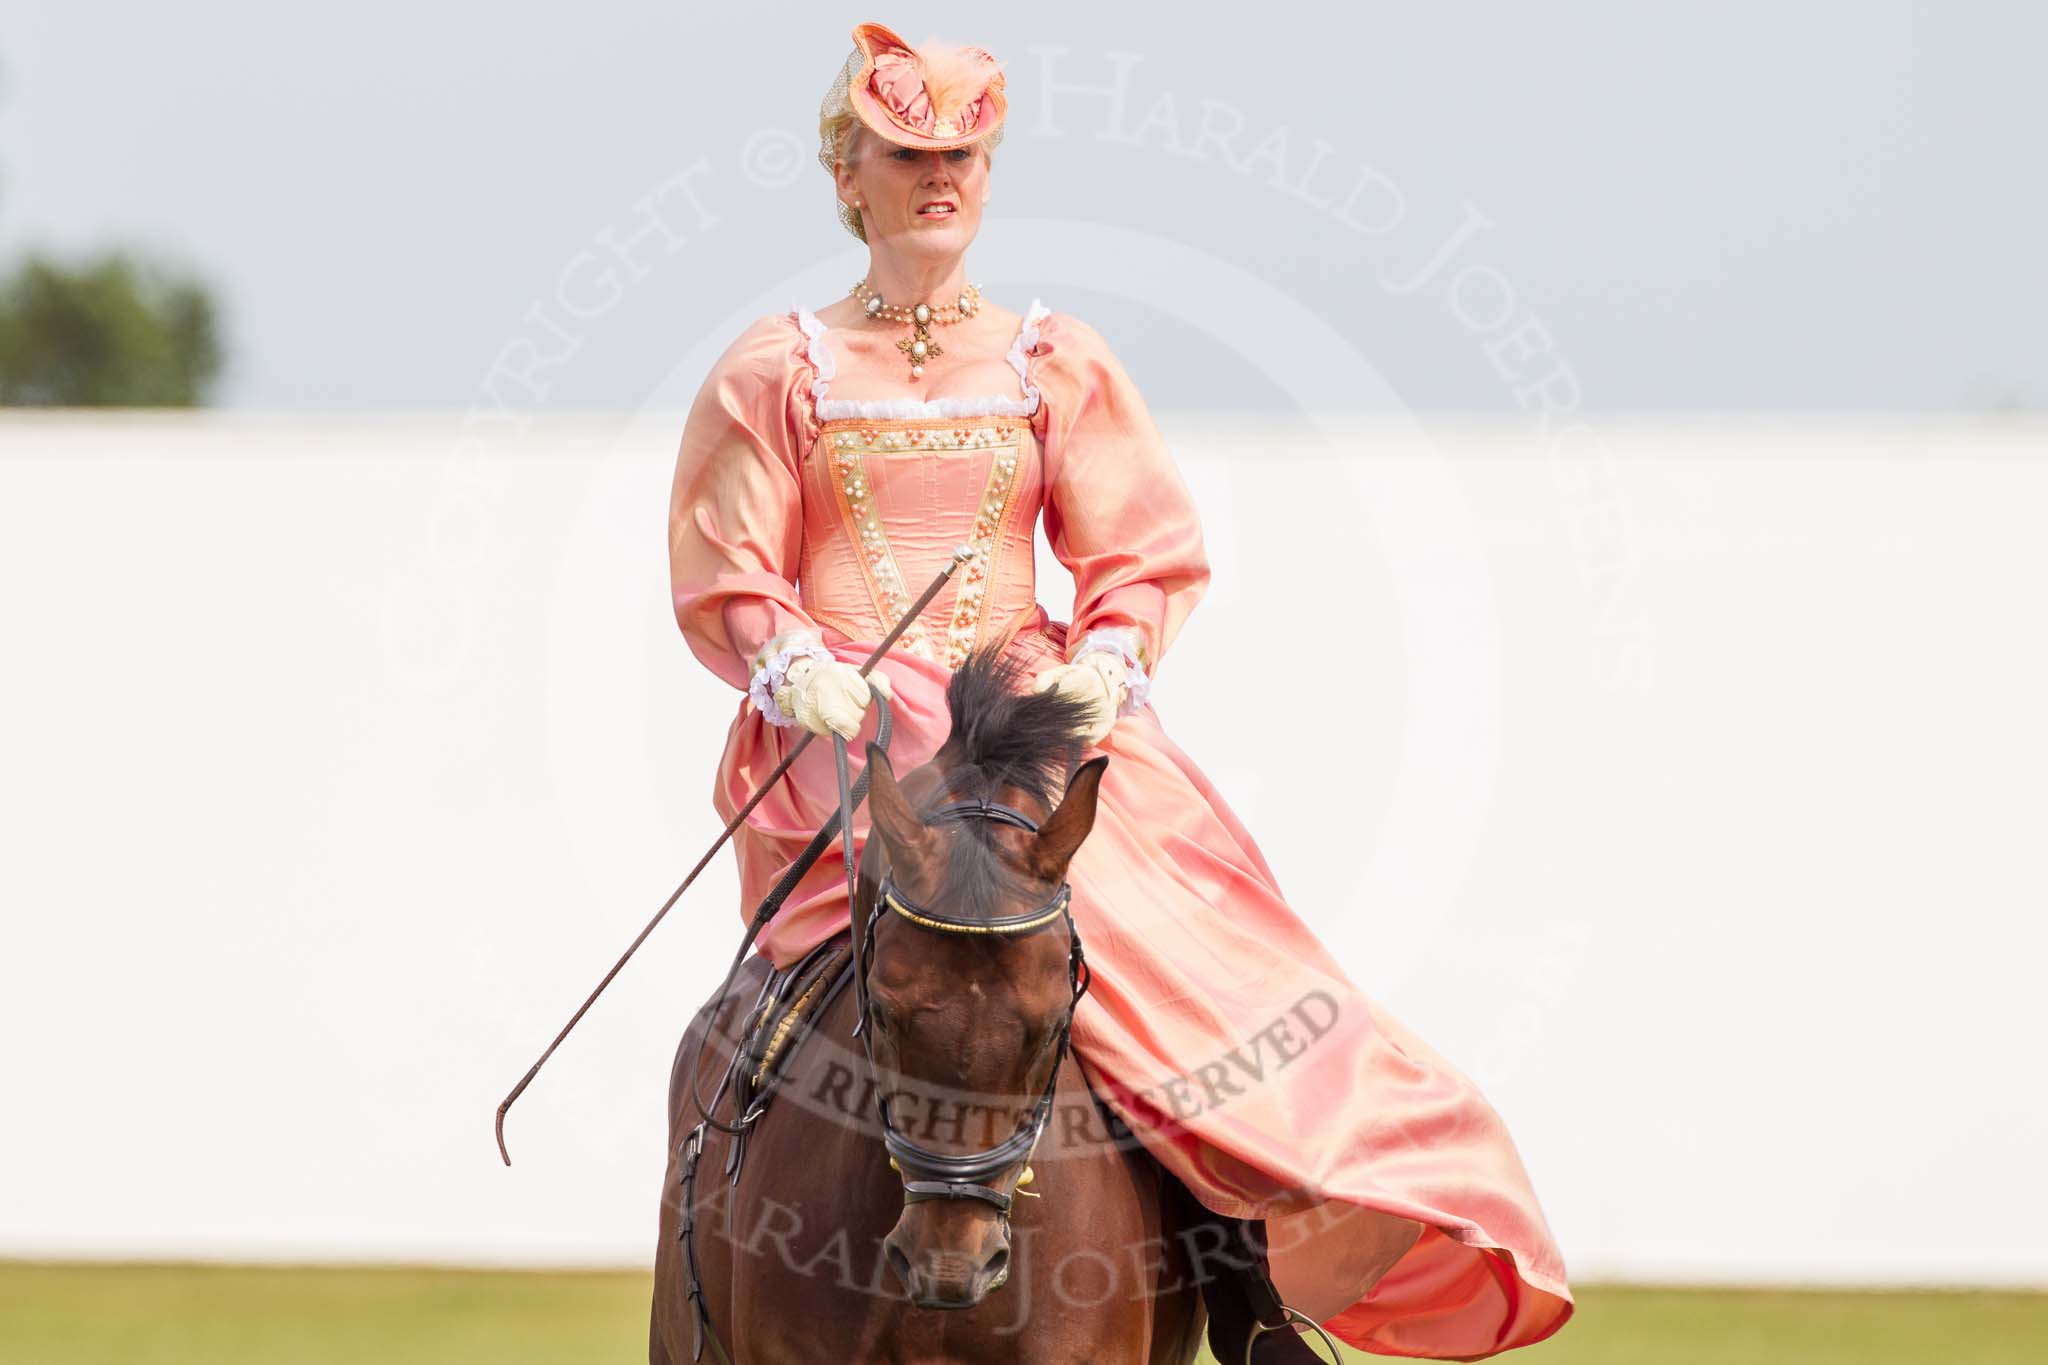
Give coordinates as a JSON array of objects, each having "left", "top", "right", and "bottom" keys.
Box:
[{"left": 0, "top": 252, "right": 224, "bottom": 406}]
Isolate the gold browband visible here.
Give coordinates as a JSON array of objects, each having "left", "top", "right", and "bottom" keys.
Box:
[{"left": 881, "top": 886, "right": 1069, "bottom": 936}]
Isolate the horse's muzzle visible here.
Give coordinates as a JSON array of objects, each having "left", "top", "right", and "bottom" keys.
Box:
[{"left": 885, "top": 1237, "right": 1012, "bottom": 1308}]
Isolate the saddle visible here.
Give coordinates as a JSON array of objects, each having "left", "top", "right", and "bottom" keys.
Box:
[{"left": 720, "top": 930, "right": 856, "bottom": 1181}]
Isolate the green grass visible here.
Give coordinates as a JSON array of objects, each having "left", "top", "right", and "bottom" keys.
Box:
[
  {"left": 1, "top": 1263, "right": 2041, "bottom": 1363},
  {"left": 0, "top": 1263, "right": 648, "bottom": 1364},
  {"left": 1507, "top": 1286, "right": 2045, "bottom": 1365}
]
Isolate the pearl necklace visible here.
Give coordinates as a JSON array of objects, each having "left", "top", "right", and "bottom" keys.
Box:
[{"left": 850, "top": 279, "right": 982, "bottom": 381}]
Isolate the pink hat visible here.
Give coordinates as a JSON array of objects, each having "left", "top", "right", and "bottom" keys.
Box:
[{"left": 842, "top": 22, "right": 1008, "bottom": 152}]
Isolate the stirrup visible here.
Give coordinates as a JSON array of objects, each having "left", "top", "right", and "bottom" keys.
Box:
[{"left": 1244, "top": 1305, "right": 1343, "bottom": 1364}]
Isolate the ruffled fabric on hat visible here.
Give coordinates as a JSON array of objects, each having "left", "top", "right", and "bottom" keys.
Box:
[
  {"left": 867, "top": 44, "right": 993, "bottom": 139},
  {"left": 846, "top": 21, "right": 1007, "bottom": 148}
]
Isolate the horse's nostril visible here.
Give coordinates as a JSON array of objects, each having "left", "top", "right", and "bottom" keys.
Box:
[
  {"left": 980, "top": 1245, "right": 1010, "bottom": 1289},
  {"left": 884, "top": 1240, "right": 915, "bottom": 1295}
]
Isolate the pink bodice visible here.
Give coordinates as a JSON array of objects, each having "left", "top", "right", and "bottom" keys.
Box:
[
  {"left": 789, "top": 303, "right": 1049, "bottom": 665},
  {"left": 798, "top": 412, "right": 1042, "bottom": 666},
  {"left": 668, "top": 295, "right": 1209, "bottom": 699}
]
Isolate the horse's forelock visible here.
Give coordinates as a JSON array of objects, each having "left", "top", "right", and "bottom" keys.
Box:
[
  {"left": 935, "top": 644, "right": 1092, "bottom": 809},
  {"left": 912, "top": 644, "right": 1093, "bottom": 921}
]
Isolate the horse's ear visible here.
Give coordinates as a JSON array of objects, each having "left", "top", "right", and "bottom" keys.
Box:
[
  {"left": 864, "top": 742, "right": 938, "bottom": 867},
  {"left": 1025, "top": 755, "right": 1110, "bottom": 882}
]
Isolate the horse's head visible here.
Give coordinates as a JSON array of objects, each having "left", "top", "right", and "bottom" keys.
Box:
[{"left": 853, "top": 646, "right": 1108, "bottom": 1310}]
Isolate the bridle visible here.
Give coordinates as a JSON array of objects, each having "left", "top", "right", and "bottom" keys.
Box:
[
  {"left": 838, "top": 748, "right": 1092, "bottom": 1223},
  {"left": 492, "top": 551, "right": 1113, "bottom": 1365}
]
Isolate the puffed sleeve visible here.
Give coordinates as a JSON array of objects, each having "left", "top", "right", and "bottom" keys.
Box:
[
  {"left": 1029, "top": 311, "right": 1211, "bottom": 701},
  {"left": 668, "top": 312, "right": 827, "bottom": 692}
]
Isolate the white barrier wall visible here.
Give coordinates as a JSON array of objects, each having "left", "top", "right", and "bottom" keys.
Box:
[{"left": 1, "top": 411, "right": 2042, "bottom": 1286}]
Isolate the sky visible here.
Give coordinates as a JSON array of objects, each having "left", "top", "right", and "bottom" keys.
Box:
[{"left": 1, "top": 1, "right": 2042, "bottom": 413}]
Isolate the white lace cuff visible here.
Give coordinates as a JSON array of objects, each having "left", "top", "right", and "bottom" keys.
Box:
[
  {"left": 1068, "top": 626, "right": 1152, "bottom": 716},
  {"left": 747, "top": 629, "right": 834, "bottom": 727}
]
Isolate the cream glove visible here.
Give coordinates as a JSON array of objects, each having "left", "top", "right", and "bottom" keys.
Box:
[
  {"left": 1030, "top": 651, "right": 1130, "bottom": 745},
  {"left": 774, "top": 656, "right": 893, "bottom": 740}
]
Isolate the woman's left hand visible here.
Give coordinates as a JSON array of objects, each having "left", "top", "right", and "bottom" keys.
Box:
[{"left": 1030, "top": 652, "right": 1129, "bottom": 744}]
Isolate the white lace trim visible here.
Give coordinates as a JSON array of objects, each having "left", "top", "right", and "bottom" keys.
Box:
[
  {"left": 1007, "top": 297, "right": 1052, "bottom": 408},
  {"left": 793, "top": 300, "right": 1050, "bottom": 422},
  {"left": 792, "top": 307, "right": 834, "bottom": 404},
  {"left": 816, "top": 392, "right": 1036, "bottom": 420},
  {"left": 1068, "top": 625, "right": 1153, "bottom": 716}
]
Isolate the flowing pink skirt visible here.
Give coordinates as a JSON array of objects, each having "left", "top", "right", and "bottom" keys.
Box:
[{"left": 711, "top": 608, "right": 1573, "bottom": 1357}]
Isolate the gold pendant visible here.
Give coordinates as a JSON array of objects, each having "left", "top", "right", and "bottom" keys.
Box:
[{"left": 896, "top": 320, "right": 940, "bottom": 380}]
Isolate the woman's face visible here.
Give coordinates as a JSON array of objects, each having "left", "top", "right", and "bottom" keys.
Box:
[{"left": 837, "top": 131, "right": 991, "bottom": 260}]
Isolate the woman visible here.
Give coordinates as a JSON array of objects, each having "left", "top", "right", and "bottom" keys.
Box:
[{"left": 668, "top": 21, "right": 1572, "bottom": 1360}]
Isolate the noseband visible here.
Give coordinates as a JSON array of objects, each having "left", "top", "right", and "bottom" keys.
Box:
[{"left": 847, "top": 792, "right": 1092, "bottom": 1220}]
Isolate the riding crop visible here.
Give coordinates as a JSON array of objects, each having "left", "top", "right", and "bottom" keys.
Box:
[{"left": 493, "top": 544, "right": 979, "bottom": 1165}]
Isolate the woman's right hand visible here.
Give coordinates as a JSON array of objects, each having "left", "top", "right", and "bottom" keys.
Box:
[
  {"left": 1030, "top": 652, "right": 1128, "bottom": 745},
  {"left": 774, "top": 656, "right": 894, "bottom": 740}
]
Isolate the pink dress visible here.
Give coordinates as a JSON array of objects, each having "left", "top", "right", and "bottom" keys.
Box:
[{"left": 668, "top": 301, "right": 1573, "bottom": 1357}]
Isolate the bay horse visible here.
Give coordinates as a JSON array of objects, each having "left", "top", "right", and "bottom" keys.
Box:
[{"left": 651, "top": 648, "right": 1209, "bottom": 1364}]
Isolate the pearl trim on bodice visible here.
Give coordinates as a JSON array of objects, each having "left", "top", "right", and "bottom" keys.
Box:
[
  {"left": 821, "top": 418, "right": 1032, "bottom": 668},
  {"left": 794, "top": 298, "right": 1051, "bottom": 422}
]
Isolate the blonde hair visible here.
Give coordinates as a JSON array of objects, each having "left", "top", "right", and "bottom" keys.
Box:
[{"left": 817, "top": 48, "right": 1002, "bottom": 243}]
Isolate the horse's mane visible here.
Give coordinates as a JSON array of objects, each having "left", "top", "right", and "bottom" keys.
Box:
[{"left": 924, "top": 643, "right": 1095, "bottom": 916}]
